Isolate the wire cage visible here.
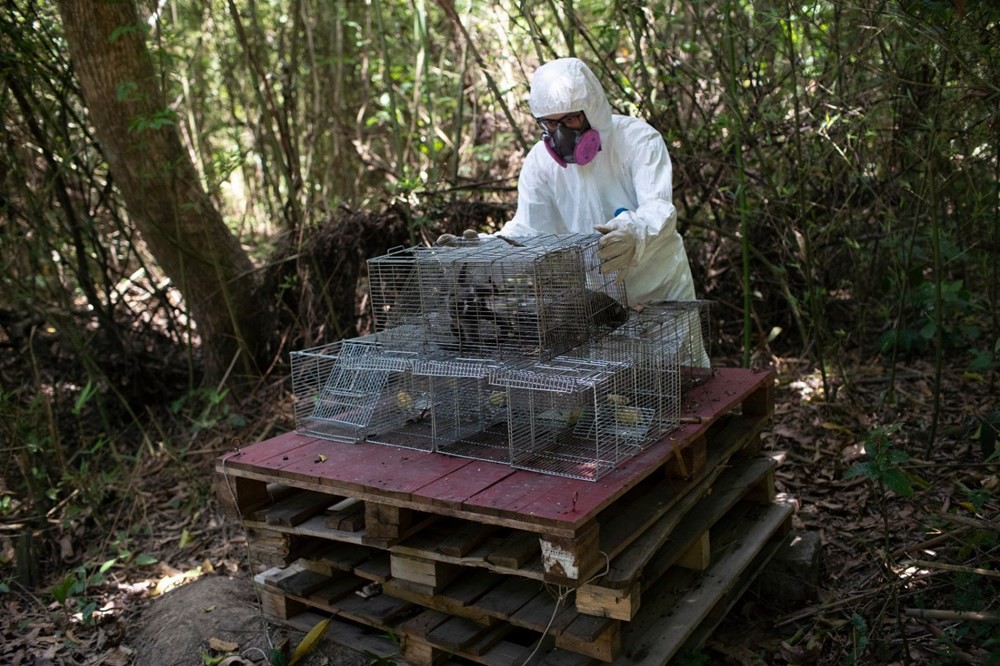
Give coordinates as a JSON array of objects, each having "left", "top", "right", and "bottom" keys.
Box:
[
  {"left": 495, "top": 356, "right": 644, "bottom": 481},
  {"left": 365, "top": 247, "right": 429, "bottom": 349},
  {"left": 578, "top": 304, "right": 703, "bottom": 449},
  {"left": 411, "top": 357, "right": 510, "bottom": 463},
  {"left": 290, "top": 335, "right": 381, "bottom": 442},
  {"left": 365, "top": 234, "right": 628, "bottom": 363},
  {"left": 644, "top": 300, "right": 713, "bottom": 388},
  {"left": 290, "top": 337, "right": 436, "bottom": 451}
]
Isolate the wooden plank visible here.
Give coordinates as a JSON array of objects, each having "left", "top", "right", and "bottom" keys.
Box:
[
  {"left": 214, "top": 472, "right": 270, "bottom": 516},
  {"left": 354, "top": 551, "right": 392, "bottom": 582},
  {"left": 476, "top": 575, "right": 545, "bottom": 619},
  {"left": 277, "top": 569, "right": 339, "bottom": 597},
  {"left": 383, "top": 577, "right": 495, "bottom": 625},
  {"left": 465, "top": 622, "right": 515, "bottom": 657},
  {"left": 243, "top": 514, "right": 366, "bottom": 546},
  {"left": 259, "top": 563, "right": 303, "bottom": 589},
  {"left": 259, "top": 586, "right": 308, "bottom": 622},
  {"left": 535, "top": 649, "right": 601, "bottom": 665},
  {"left": 739, "top": 370, "right": 774, "bottom": 417},
  {"left": 402, "top": 638, "right": 446, "bottom": 666},
  {"left": 325, "top": 498, "right": 366, "bottom": 531},
  {"left": 486, "top": 530, "right": 541, "bottom": 569},
  {"left": 676, "top": 532, "right": 711, "bottom": 571},
  {"left": 263, "top": 489, "right": 340, "bottom": 527},
  {"left": 616, "top": 501, "right": 794, "bottom": 665},
  {"left": 215, "top": 430, "right": 318, "bottom": 474},
  {"left": 427, "top": 616, "right": 496, "bottom": 652},
  {"left": 680, "top": 368, "right": 773, "bottom": 421},
  {"left": 365, "top": 502, "right": 415, "bottom": 540},
  {"left": 676, "top": 528, "right": 787, "bottom": 659},
  {"left": 412, "top": 460, "right": 518, "bottom": 509},
  {"left": 390, "top": 554, "right": 459, "bottom": 590},
  {"left": 309, "top": 574, "right": 365, "bottom": 605},
  {"left": 438, "top": 521, "right": 499, "bottom": 557},
  {"left": 573, "top": 580, "right": 640, "bottom": 622},
  {"left": 284, "top": 610, "right": 400, "bottom": 662},
  {"left": 593, "top": 469, "right": 702, "bottom": 566},
  {"left": 555, "top": 613, "right": 621, "bottom": 663},
  {"left": 511, "top": 590, "right": 578, "bottom": 635},
  {"left": 316, "top": 541, "right": 374, "bottom": 572},
  {"left": 397, "top": 608, "right": 452, "bottom": 639},
  {"left": 439, "top": 569, "right": 506, "bottom": 607},
  {"left": 335, "top": 589, "right": 417, "bottom": 626},
  {"left": 269, "top": 438, "right": 472, "bottom": 501},
  {"left": 576, "top": 453, "right": 774, "bottom": 620},
  {"left": 664, "top": 434, "right": 707, "bottom": 480}
]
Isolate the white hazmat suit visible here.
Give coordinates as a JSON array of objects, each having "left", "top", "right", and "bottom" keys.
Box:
[{"left": 499, "top": 58, "right": 696, "bottom": 307}]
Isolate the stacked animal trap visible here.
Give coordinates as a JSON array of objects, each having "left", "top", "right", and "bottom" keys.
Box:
[{"left": 291, "top": 234, "right": 711, "bottom": 480}]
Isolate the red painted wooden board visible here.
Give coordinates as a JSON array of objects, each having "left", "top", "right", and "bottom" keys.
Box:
[{"left": 218, "top": 368, "right": 771, "bottom": 534}]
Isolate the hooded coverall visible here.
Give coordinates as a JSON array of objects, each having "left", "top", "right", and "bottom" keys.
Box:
[{"left": 498, "top": 57, "right": 696, "bottom": 308}]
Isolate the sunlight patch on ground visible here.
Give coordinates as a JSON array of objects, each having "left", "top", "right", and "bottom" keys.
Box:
[{"left": 788, "top": 370, "right": 826, "bottom": 402}]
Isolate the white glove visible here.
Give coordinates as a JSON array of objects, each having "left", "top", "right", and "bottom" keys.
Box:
[{"left": 594, "top": 221, "right": 639, "bottom": 274}]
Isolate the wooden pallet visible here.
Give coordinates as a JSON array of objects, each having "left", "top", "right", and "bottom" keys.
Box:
[{"left": 218, "top": 368, "right": 790, "bottom": 664}]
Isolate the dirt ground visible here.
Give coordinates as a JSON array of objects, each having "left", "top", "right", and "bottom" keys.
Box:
[{"left": 129, "top": 575, "right": 375, "bottom": 666}]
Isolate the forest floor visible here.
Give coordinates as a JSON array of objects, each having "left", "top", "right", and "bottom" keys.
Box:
[{"left": 1, "top": 355, "right": 997, "bottom": 666}]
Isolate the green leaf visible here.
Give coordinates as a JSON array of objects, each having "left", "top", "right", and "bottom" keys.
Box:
[
  {"left": 844, "top": 462, "right": 873, "bottom": 481},
  {"left": 888, "top": 449, "right": 910, "bottom": 465},
  {"left": 72, "top": 379, "right": 98, "bottom": 415},
  {"left": 133, "top": 554, "right": 159, "bottom": 566},
  {"left": 80, "top": 600, "right": 98, "bottom": 623},
  {"left": 51, "top": 575, "right": 75, "bottom": 604},
  {"left": 199, "top": 648, "right": 224, "bottom": 666},
  {"left": 883, "top": 469, "right": 913, "bottom": 496}
]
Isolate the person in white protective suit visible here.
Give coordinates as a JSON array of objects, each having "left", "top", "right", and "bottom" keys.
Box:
[
  {"left": 498, "top": 57, "right": 696, "bottom": 306},
  {"left": 436, "top": 58, "right": 707, "bottom": 365}
]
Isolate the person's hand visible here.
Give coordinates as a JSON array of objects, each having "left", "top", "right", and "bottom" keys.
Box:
[
  {"left": 434, "top": 229, "right": 480, "bottom": 246},
  {"left": 594, "top": 221, "right": 638, "bottom": 274}
]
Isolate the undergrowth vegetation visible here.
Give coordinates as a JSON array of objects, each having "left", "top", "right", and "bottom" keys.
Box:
[{"left": 1, "top": 0, "right": 998, "bottom": 663}]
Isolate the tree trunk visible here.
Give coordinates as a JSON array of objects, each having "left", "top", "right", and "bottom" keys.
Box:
[{"left": 55, "top": 0, "right": 267, "bottom": 387}]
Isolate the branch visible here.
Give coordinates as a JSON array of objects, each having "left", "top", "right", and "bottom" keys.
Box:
[{"left": 905, "top": 608, "right": 1000, "bottom": 623}]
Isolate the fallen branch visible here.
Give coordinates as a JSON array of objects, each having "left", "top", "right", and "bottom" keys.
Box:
[
  {"left": 905, "top": 559, "right": 1000, "bottom": 579},
  {"left": 919, "top": 621, "right": 988, "bottom": 664},
  {"left": 937, "top": 512, "right": 1000, "bottom": 533},
  {"left": 905, "top": 608, "right": 1000, "bottom": 623},
  {"left": 890, "top": 526, "right": 971, "bottom": 559}
]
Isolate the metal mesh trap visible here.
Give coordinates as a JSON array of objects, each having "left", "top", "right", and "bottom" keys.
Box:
[
  {"left": 290, "top": 336, "right": 435, "bottom": 451},
  {"left": 290, "top": 335, "right": 381, "bottom": 443},
  {"left": 495, "top": 356, "right": 645, "bottom": 481},
  {"left": 366, "top": 234, "right": 628, "bottom": 363},
  {"left": 412, "top": 357, "right": 510, "bottom": 463},
  {"left": 644, "top": 300, "right": 713, "bottom": 388}
]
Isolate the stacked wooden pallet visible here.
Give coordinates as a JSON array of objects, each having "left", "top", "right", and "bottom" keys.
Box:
[{"left": 216, "top": 368, "right": 793, "bottom": 665}]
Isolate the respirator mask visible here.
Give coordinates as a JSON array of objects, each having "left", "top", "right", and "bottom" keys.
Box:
[{"left": 538, "top": 112, "right": 601, "bottom": 167}]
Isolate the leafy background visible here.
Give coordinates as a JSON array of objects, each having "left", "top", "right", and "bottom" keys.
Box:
[{"left": 1, "top": 0, "right": 998, "bottom": 664}]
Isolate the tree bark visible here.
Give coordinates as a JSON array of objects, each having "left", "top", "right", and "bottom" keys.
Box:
[{"left": 55, "top": 0, "right": 267, "bottom": 386}]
